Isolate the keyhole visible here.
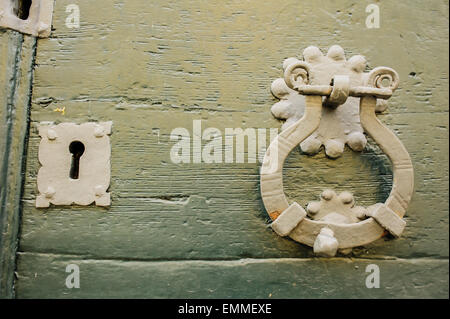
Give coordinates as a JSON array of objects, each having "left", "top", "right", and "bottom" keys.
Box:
[
  {"left": 12, "top": 0, "right": 32, "bottom": 20},
  {"left": 69, "top": 141, "right": 85, "bottom": 179}
]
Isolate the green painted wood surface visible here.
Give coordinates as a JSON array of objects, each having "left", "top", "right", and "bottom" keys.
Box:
[
  {"left": 0, "top": 30, "right": 36, "bottom": 298},
  {"left": 0, "top": 0, "right": 448, "bottom": 298},
  {"left": 16, "top": 253, "right": 449, "bottom": 299}
]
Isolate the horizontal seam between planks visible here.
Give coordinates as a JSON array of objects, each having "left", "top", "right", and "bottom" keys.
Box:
[{"left": 16, "top": 251, "right": 450, "bottom": 264}]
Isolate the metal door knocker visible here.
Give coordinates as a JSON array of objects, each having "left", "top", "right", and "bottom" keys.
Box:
[{"left": 261, "top": 45, "right": 414, "bottom": 257}]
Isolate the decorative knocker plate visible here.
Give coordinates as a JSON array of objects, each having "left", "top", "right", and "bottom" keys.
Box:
[{"left": 261, "top": 45, "right": 414, "bottom": 257}]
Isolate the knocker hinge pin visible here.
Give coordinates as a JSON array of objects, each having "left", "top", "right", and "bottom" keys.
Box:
[
  {"left": 284, "top": 62, "right": 399, "bottom": 102},
  {"left": 325, "top": 75, "right": 350, "bottom": 107},
  {"left": 296, "top": 83, "right": 394, "bottom": 100}
]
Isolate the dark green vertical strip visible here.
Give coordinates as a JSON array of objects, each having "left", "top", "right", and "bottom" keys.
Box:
[
  {"left": 0, "top": 30, "right": 23, "bottom": 299},
  {"left": 0, "top": 30, "right": 36, "bottom": 299}
]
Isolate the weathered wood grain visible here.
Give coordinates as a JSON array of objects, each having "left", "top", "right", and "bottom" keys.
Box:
[
  {"left": 18, "top": 107, "right": 448, "bottom": 260},
  {"left": 0, "top": 30, "right": 36, "bottom": 298},
  {"left": 32, "top": 1, "right": 449, "bottom": 114},
  {"left": 11, "top": 0, "right": 449, "bottom": 297},
  {"left": 15, "top": 252, "right": 449, "bottom": 298}
]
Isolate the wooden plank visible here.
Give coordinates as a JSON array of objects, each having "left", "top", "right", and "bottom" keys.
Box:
[
  {"left": 15, "top": 252, "right": 449, "bottom": 298},
  {"left": 18, "top": 110, "right": 448, "bottom": 260},
  {"left": 0, "top": 30, "right": 36, "bottom": 298},
  {"left": 32, "top": 0, "right": 448, "bottom": 115}
]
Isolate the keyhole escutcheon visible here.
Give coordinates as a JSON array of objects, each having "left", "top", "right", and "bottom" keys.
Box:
[{"left": 69, "top": 141, "right": 85, "bottom": 179}]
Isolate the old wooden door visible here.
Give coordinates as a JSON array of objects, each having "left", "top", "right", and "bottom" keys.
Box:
[{"left": 0, "top": 0, "right": 448, "bottom": 298}]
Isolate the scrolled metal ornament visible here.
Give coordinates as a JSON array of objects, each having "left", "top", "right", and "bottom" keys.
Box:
[{"left": 261, "top": 45, "right": 414, "bottom": 256}]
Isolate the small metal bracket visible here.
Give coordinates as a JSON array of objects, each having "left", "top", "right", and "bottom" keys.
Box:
[
  {"left": 36, "top": 122, "right": 112, "bottom": 208},
  {"left": 261, "top": 45, "right": 414, "bottom": 256},
  {"left": 0, "top": 0, "right": 54, "bottom": 37}
]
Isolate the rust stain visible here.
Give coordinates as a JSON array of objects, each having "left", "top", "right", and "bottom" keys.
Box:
[{"left": 269, "top": 210, "right": 281, "bottom": 221}]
